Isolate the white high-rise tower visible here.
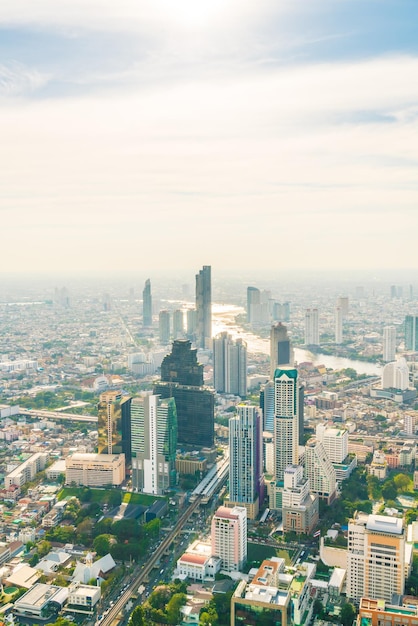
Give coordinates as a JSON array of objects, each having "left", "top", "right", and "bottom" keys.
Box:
[
  {"left": 383, "top": 325, "right": 396, "bottom": 362},
  {"left": 273, "top": 367, "right": 299, "bottom": 482},
  {"left": 305, "top": 308, "right": 319, "bottom": 346}
]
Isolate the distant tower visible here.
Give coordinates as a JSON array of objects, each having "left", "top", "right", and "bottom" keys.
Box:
[
  {"left": 273, "top": 367, "right": 299, "bottom": 482},
  {"left": 195, "top": 265, "right": 211, "bottom": 349},
  {"left": 382, "top": 357, "right": 410, "bottom": 390},
  {"left": 159, "top": 310, "right": 170, "bottom": 344},
  {"left": 142, "top": 279, "right": 152, "bottom": 327},
  {"left": 260, "top": 380, "right": 275, "bottom": 432},
  {"left": 211, "top": 505, "right": 247, "bottom": 572},
  {"left": 305, "top": 309, "right": 319, "bottom": 346},
  {"left": 405, "top": 315, "right": 418, "bottom": 351},
  {"left": 247, "top": 287, "right": 261, "bottom": 323},
  {"left": 172, "top": 309, "right": 184, "bottom": 339},
  {"left": 130, "top": 394, "right": 177, "bottom": 495},
  {"left": 270, "top": 323, "right": 294, "bottom": 379},
  {"left": 213, "top": 332, "right": 247, "bottom": 397},
  {"left": 337, "top": 296, "right": 349, "bottom": 316},
  {"left": 383, "top": 325, "right": 396, "bottom": 362},
  {"left": 186, "top": 309, "right": 197, "bottom": 341},
  {"left": 335, "top": 307, "right": 343, "bottom": 344},
  {"left": 229, "top": 405, "right": 264, "bottom": 519}
]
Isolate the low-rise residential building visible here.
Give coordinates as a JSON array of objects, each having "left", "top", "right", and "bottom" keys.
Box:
[
  {"left": 357, "top": 597, "right": 418, "bottom": 626},
  {"left": 5, "top": 453, "right": 48, "bottom": 489}
]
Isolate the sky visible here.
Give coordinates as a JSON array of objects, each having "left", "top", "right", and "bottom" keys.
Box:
[{"left": 1, "top": 0, "right": 418, "bottom": 277}]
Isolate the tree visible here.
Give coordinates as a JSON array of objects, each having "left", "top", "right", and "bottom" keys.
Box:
[
  {"left": 340, "top": 602, "right": 356, "bottom": 626},
  {"left": 128, "top": 606, "right": 145, "bottom": 626},
  {"left": 393, "top": 473, "right": 412, "bottom": 492},
  {"left": 108, "top": 489, "right": 122, "bottom": 507},
  {"left": 382, "top": 481, "right": 397, "bottom": 501},
  {"left": 93, "top": 534, "right": 111, "bottom": 556},
  {"left": 38, "top": 540, "right": 52, "bottom": 557}
]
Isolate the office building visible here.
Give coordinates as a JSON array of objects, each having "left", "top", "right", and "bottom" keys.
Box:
[
  {"left": 247, "top": 286, "right": 261, "bottom": 323},
  {"left": 186, "top": 308, "right": 197, "bottom": 340},
  {"left": 383, "top": 325, "right": 397, "bottom": 362},
  {"left": 273, "top": 368, "right": 299, "bottom": 482},
  {"left": 270, "top": 323, "right": 294, "bottom": 379},
  {"left": 97, "top": 390, "right": 123, "bottom": 455},
  {"left": 211, "top": 505, "right": 247, "bottom": 572},
  {"left": 172, "top": 309, "right": 184, "bottom": 339},
  {"left": 154, "top": 339, "right": 214, "bottom": 447},
  {"left": 196, "top": 265, "right": 211, "bottom": 349},
  {"left": 142, "top": 278, "right": 152, "bottom": 327},
  {"left": 159, "top": 310, "right": 170, "bottom": 344},
  {"left": 130, "top": 393, "right": 177, "bottom": 495},
  {"left": 382, "top": 357, "right": 410, "bottom": 390},
  {"left": 65, "top": 453, "right": 125, "bottom": 487},
  {"left": 335, "top": 306, "right": 343, "bottom": 344},
  {"left": 405, "top": 315, "right": 418, "bottom": 351},
  {"left": 315, "top": 424, "right": 348, "bottom": 464},
  {"left": 260, "top": 380, "right": 274, "bottom": 433},
  {"left": 213, "top": 332, "right": 247, "bottom": 397},
  {"left": 304, "top": 308, "right": 319, "bottom": 346},
  {"left": 304, "top": 438, "right": 337, "bottom": 504},
  {"left": 228, "top": 405, "right": 264, "bottom": 519},
  {"left": 282, "top": 465, "right": 319, "bottom": 534},
  {"left": 347, "top": 512, "right": 406, "bottom": 603}
]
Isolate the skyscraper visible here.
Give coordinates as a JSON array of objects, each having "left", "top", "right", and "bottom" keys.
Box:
[
  {"left": 211, "top": 505, "right": 247, "bottom": 572},
  {"left": 172, "top": 309, "right": 184, "bottom": 339},
  {"left": 186, "top": 308, "right": 197, "bottom": 341},
  {"left": 213, "top": 332, "right": 247, "bottom": 397},
  {"left": 247, "top": 286, "right": 260, "bottom": 323},
  {"left": 154, "top": 339, "right": 214, "bottom": 447},
  {"left": 335, "top": 306, "right": 343, "bottom": 344},
  {"left": 273, "top": 367, "right": 299, "bottom": 482},
  {"left": 130, "top": 393, "right": 177, "bottom": 495},
  {"left": 270, "top": 323, "right": 294, "bottom": 379},
  {"left": 405, "top": 315, "right": 418, "bottom": 351},
  {"left": 383, "top": 325, "right": 397, "bottom": 362},
  {"left": 97, "top": 390, "right": 123, "bottom": 455},
  {"left": 142, "top": 279, "right": 152, "bottom": 327},
  {"left": 304, "top": 437, "right": 337, "bottom": 504},
  {"left": 347, "top": 512, "right": 405, "bottom": 602},
  {"left": 159, "top": 310, "right": 170, "bottom": 344},
  {"left": 304, "top": 308, "right": 319, "bottom": 346},
  {"left": 229, "top": 405, "right": 264, "bottom": 519},
  {"left": 196, "top": 265, "right": 211, "bottom": 349}
]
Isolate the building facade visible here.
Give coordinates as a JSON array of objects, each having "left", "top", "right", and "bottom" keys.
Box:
[
  {"left": 65, "top": 453, "right": 125, "bottom": 487},
  {"left": 304, "top": 438, "right": 337, "bottom": 504},
  {"left": 405, "top": 315, "right": 418, "bottom": 352},
  {"left": 383, "top": 325, "right": 397, "bottom": 362},
  {"left": 305, "top": 308, "right": 319, "bottom": 346},
  {"left": 228, "top": 405, "right": 264, "bottom": 519},
  {"left": 131, "top": 394, "right": 177, "bottom": 495},
  {"left": 270, "top": 323, "right": 294, "bottom": 379},
  {"left": 142, "top": 278, "right": 152, "bottom": 327},
  {"left": 211, "top": 505, "right": 247, "bottom": 572},
  {"left": 196, "top": 265, "right": 211, "bottom": 349},
  {"left": 273, "top": 368, "right": 299, "bottom": 482},
  {"left": 213, "top": 332, "right": 247, "bottom": 397}
]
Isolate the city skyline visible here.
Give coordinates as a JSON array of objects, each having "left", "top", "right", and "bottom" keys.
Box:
[{"left": 1, "top": 1, "right": 418, "bottom": 275}]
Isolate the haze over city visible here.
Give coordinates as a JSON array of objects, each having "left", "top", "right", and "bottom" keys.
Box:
[{"left": 1, "top": 0, "right": 418, "bottom": 275}]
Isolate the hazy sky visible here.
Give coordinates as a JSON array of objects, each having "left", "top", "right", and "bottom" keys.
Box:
[{"left": 1, "top": 1, "right": 418, "bottom": 276}]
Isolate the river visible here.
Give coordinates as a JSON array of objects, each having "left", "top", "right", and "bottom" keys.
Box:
[{"left": 212, "top": 303, "right": 381, "bottom": 376}]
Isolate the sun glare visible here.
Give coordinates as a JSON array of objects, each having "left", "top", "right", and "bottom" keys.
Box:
[{"left": 157, "top": 0, "right": 228, "bottom": 28}]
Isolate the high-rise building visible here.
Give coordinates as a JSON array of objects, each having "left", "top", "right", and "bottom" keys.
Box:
[
  {"left": 186, "top": 308, "right": 197, "bottom": 341},
  {"left": 130, "top": 393, "right": 177, "bottom": 495},
  {"left": 97, "top": 391, "right": 125, "bottom": 455},
  {"left": 304, "top": 309, "right": 319, "bottom": 346},
  {"left": 281, "top": 465, "right": 319, "bottom": 534},
  {"left": 172, "top": 309, "right": 184, "bottom": 339},
  {"left": 405, "top": 315, "right": 418, "bottom": 351},
  {"left": 159, "top": 310, "right": 170, "bottom": 344},
  {"left": 273, "top": 368, "right": 299, "bottom": 482},
  {"left": 315, "top": 424, "right": 348, "bottom": 464},
  {"left": 247, "top": 287, "right": 261, "bottom": 323},
  {"left": 347, "top": 512, "right": 405, "bottom": 603},
  {"left": 270, "top": 323, "right": 294, "bottom": 379},
  {"left": 213, "top": 332, "right": 247, "bottom": 397},
  {"left": 196, "top": 265, "right": 211, "bottom": 349},
  {"left": 229, "top": 405, "right": 264, "bottom": 519},
  {"left": 335, "top": 306, "right": 343, "bottom": 344},
  {"left": 260, "top": 380, "right": 275, "bottom": 432},
  {"left": 211, "top": 505, "right": 247, "bottom": 572},
  {"left": 142, "top": 279, "right": 152, "bottom": 327},
  {"left": 337, "top": 296, "right": 349, "bottom": 315},
  {"left": 154, "top": 339, "right": 214, "bottom": 447},
  {"left": 383, "top": 325, "right": 397, "bottom": 362},
  {"left": 382, "top": 357, "right": 410, "bottom": 390},
  {"left": 304, "top": 438, "right": 337, "bottom": 504}
]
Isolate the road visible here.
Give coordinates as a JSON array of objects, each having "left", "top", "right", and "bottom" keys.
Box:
[
  {"left": 99, "top": 496, "right": 202, "bottom": 626},
  {"left": 18, "top": 408, "right": 97, "bottom": 422}
]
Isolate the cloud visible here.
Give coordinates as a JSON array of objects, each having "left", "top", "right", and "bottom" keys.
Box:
[{"left": 0, "top": 61, "right": 49, "bottom": 96}]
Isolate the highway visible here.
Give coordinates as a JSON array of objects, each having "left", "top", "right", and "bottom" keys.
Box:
[
  {"left": 18, "top": 408, "right": 97, "bottom": 423},
  {"left": 99, "top": 496, "right": 202, "bottom": 626}
]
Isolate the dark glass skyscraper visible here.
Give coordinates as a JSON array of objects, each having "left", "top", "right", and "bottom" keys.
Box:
[
  {"left": 154, "top": 339, "right": 214, "bottom": 447},
  {"left": 196, "top": 265, "right": 211, "bottom": 349},
  {"left": 142, "top": 278, "right": 152, "bottom": 327}
]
